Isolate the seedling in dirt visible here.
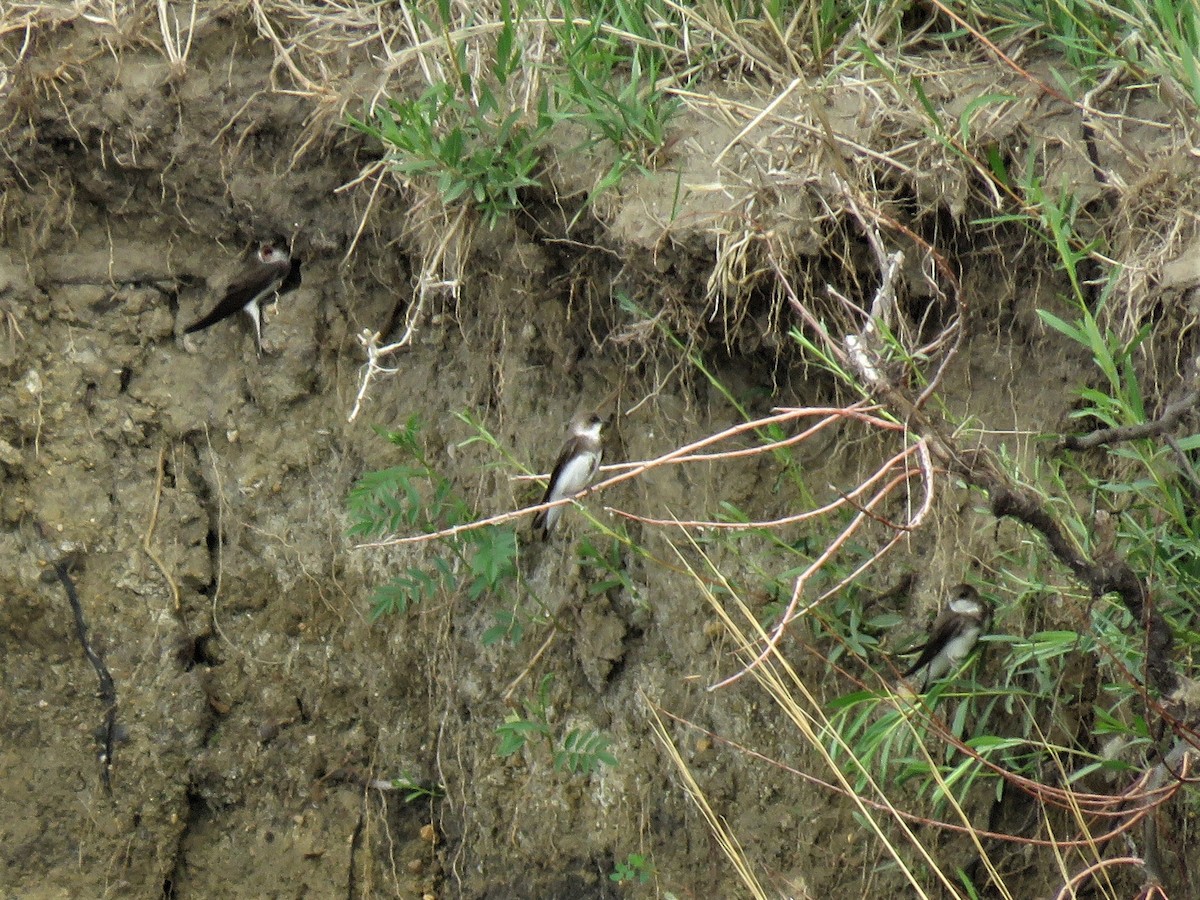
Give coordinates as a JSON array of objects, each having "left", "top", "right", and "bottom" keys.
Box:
[
  {"left": 555, "top": 728, "right": 617, "bottom": 774},
  {"left": 482, "top": 608, "right": 527, "bottom": 646},
  {"left": 496, "top": 673, "right": 557, "bottom": 758},
  {"left": 578, "top": 536, "right": 636, "bottom": 600},
  {"left": 375, "top": 772, "right": 446, "bottom": 803},
  {"left": 496, "top": 674, "right": 618, "bottom": 774},
  {"left": 346, "top": 415, "right": 519, "bottom": 618},
  {"left": 610, "top": 851, "right": 654, "bottom": 884}
]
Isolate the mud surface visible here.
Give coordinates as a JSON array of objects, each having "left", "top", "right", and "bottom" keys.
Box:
[{"left": 1, "top": 8, "right": 1196, "bottom": 900}]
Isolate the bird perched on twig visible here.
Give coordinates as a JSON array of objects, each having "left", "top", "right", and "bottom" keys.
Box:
[
  {"left": 900, "top": 583, "right": 992, "bottom": 691},
  {"left": 532, "top": 413, "right": 604, "bottom": 540}
]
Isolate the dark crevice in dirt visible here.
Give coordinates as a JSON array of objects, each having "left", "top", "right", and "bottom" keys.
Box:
[
  {"left": 202, "top": 526, "right": 221, "bottom": 575},
  {"left": 346, "top": 806, "right": 364, "bottom": 900},
  {"left": 483, "top": 359, "right": 502, "bottom": 415},
  {"left": 188, "top": 443, "right": 225, "bottom": 573},
  {"left": 182, "top": 633, "right": 221, "bottom": 670},
  {"left": 162, "top": 788, "right": 208, "bottom": 900},
  {"left": 512, "top": 193, "right": 586, "bottom": 243},
  {"left": 377, "top": 294, "right": 408, "bottom": 344},
  {"left": 601, "top": 644, "right": 631, "bottom": 686}
]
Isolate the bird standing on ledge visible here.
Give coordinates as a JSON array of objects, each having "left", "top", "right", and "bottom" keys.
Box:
[
  {"left": 533, "top": 413, "right": 604, "bottom": 540},
  {"left": 184, "top": 242, "right": 300, "bottom": 354}
]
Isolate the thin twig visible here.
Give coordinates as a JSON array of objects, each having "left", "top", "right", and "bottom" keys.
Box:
[
  {"left": 1063, "top": 387, "right": 1199, "bottom": 450},
  {"left": 1052, "top": 857, "right": 1146, "bottom": 900},
  {"left": 710, "top": 445, "right": 931, "bottom": 690},
  {"left": 615, "top": 438, "right": 919, "bottom": 531},
  {"left": 358, "top": 405, "right": 884, "bottom": 548},
  {"left": 502, "top": 629, "right": 557, "bottom": 702},
  {"left": 346, "top": 207, "right": 466, "bottom": 423}
]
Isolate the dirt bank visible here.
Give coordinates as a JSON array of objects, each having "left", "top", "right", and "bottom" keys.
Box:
[{"left": 2, "top": 5, "right": 1197, "bottom": 899}]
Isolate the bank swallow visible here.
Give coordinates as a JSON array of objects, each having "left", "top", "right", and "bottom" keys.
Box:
[
  {"left": 184, "top": 242, "right": 299, "bottom": 353},
  {"left": 532, "top": 413, "right": 604, "bottom": 540},
  {"left": 901, "top": 584, "right": 992, "bottom": 690}
]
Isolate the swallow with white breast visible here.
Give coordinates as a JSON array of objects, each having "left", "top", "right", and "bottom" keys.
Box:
[
  {"left": 184, "top": 242, "right": 300, "bottom": 354},
  {"left": 532, "top": 413, "right": 604, "bottom": 540},
  {"left": 901, "top": 583, "right": 992, "bottom": 691}
]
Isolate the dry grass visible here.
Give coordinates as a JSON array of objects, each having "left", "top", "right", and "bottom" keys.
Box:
[
  {"left": 4, "top": 1, "right": 1195, "bottom": 364},
  {"left": 4, "top": 2, "right": 1200, "bottom": 896},
  {"left": 1109, "top": 163, "right": 1200, "bottom": 390},
  {"left": 660, "top": 534, "right": 964, "bottom": 899}
]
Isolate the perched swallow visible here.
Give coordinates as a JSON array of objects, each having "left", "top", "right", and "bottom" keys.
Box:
[
  {"left": 901, "top": 584, "right": 992, "bottom": 690},
  {"left": 532, "top": 413, "right": 604, "bottom": 540},
  {"left": 184, "top": 242, "right": 299, "bottom": 353}
]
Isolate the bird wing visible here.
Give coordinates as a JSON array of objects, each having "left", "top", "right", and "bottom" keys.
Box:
[
  {"left": 184, "top": 257, "right": 290, "bottom": 334},
  {"left": 280, "top": 257, "right": 303, "bottom": 293},
  {"left": 900, "top": 639, "right": 937, "bottom": 679},
  {"left": 899, "top": 613, "right": 955, "bottom": 678},
  {"left": 540, "top": 437, "right": 597, "bottom": 504},
  {"left": 532, "top": 437, "right": 598, "bottom": 535}
]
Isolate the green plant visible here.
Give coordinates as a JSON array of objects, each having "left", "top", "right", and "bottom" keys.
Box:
[
  {"left": 1039, "top": 303, "right": 1148, "bottom": 429},
  {"left": 555, "top": 728, "right": 617, "bottom": 773},
  {"left": 346, "top": 415, "right": 518, "bottom": 618},
  {"left": 349, "top": 0, "right": 685, "bottom": 227},
  {"left": 549, "top": 6, "right": 680, "bottom": 194},
  {"left": 481, "top": 608, "right": 528, "bottom": 646},
  {"left": 578, "top": 535, "right": 637, "bottom": 599},
  {"left": 804, "top": 275, "right": 1191, "bottom": 820},
  {"left": 353, "top": 84, "right": 547, "bottom": 229},
  {"left": 348, "top": 1, "right": 551, "bottom": 227},
  {"left": 496, "top": 710, "right": 553, "bottom": 757},
  {"left": 806, "top": 580, "right": 903, "bottom": 667},
  {"left": 496, "top": 674, "right": 618, "bottom": 773},
  {"left": 814, "top": 489, "right": 1164, "bottom": 818},
  {"left": 1039, "top": 276, "right": 1200, "bottom": 622},
  {"left": 977, "top": 153, "right": 1102, "bottom": 303},
  {"left": 988, "top": 0, "right": 1200, "bottom": 105},
  {"left": 379, "top": 772, "right": 446, "bottom": 803},
  {"left": 610, "top": 851, "right": 654, "bottom": 884}
]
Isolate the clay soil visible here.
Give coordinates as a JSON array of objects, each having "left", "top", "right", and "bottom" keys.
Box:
[{"left": 2, "top": 6, "right": 1198, "bottom": 900}]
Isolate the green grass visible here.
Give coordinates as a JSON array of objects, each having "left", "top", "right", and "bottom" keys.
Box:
[
  {"left": 987, "top": 0, "right": 1199, "bottom": 102},
  {"left": 340, "top": 0, "right": 1200, "bottom": 892},
  {"left": 349, "top": 0, "right": 685, "bottom": 226}
]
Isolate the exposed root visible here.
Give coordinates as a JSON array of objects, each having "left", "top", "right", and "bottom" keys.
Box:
[
  {"left": 33, "top": 520, "right": 119, "bottom": 794},
  {"left": 142, "top": 445, "right": 183, "bottom": 618},
  {"left": 346, "top": 203, "right": 467, "bottom": 422}
]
